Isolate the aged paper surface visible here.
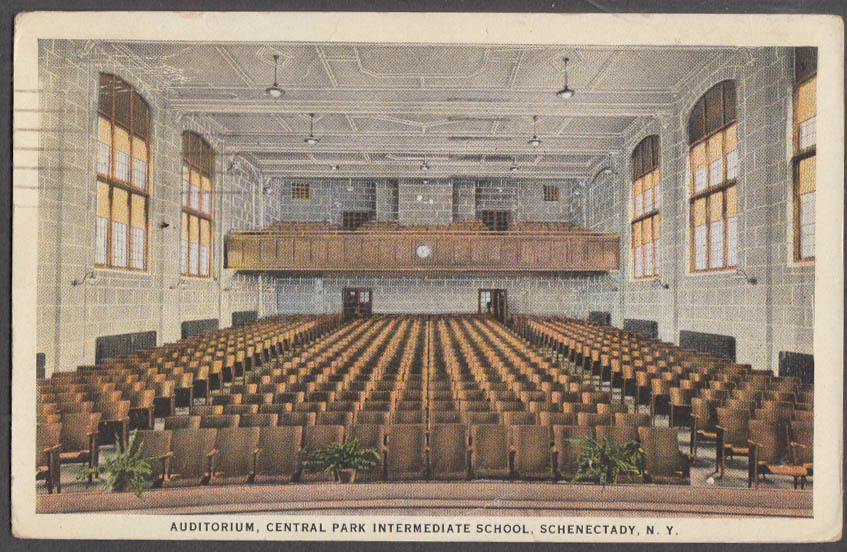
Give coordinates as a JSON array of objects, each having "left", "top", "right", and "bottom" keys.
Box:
[{"left": 11, "top": 11, "right": 844, "bottom": 542}]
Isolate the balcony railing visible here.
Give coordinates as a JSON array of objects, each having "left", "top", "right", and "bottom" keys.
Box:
[{"left": 225, "top": 226, "right": 620, "bottom": 273}]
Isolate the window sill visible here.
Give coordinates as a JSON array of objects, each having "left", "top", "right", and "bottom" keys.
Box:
[
  {"left": 686, "top": 267, "right": 738, "bottom": 277},
  {"left": 93, "top": 266, "right": 150, "bottom": 276}
]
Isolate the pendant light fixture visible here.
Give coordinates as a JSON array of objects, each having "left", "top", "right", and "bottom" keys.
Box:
[
  {"left": 265, "top": 54, "right": 284, "bottom": 99},
  {"left": 527, "top": 115, "right": 542, "bottom": 146},
  {"left": 304, "top": 113, "right": 320, "bottom": 145},
  {"left": 420, "top": 154, "right": 429, "bottom": 171},
  {"left": 556, "top": 57, "right": 575, "bottom": 99}
]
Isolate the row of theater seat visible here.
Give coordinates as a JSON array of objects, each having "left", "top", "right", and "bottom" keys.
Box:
[
  {"left": 514, "top": 315, "right": 814, "bottom": 489},
  {"left": 35, "top": 314, "right": 343, "bottom": 493},
  {"left": 39, "top": 422, "right": 688, "bottom": 490}
]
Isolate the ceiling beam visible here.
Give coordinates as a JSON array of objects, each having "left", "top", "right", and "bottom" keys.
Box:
[{"left": 169, "top": 91, "right": 674, "bottom": 118}]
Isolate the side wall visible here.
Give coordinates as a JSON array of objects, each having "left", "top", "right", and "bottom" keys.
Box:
[
  {"left": 583, "top": 47, "right": 814, "bottom": 371},
  {"left": 36, "top": 40, "right": 276, "bottom": 374}
]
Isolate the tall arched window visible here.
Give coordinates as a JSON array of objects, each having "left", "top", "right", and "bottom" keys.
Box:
[
  {"left": 688, "top": 80, "right": 738, "bottom": 272},
  {"left": 631, "top": 135, "right": 661, "bottom": 279},
  {"left": 95, "top": 73, "right": 151, "bottom": 270},
  {"left": 793, "top": 47, "right": 816, "bottom": 261},
  {"left": 181, "top": 132, "right": 214, "bottom": 277}
]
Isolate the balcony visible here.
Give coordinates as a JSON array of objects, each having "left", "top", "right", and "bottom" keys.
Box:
[{"left": 225, "top": 221, "right": 619, "bottom": 273}]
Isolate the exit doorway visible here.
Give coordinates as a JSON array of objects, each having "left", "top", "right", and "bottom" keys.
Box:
[
  {"left": 478, "top": 289, "right": 507, "bottom": 322},
  {"left": 342, "top": 288, "right": 373, "bottom": 320}
]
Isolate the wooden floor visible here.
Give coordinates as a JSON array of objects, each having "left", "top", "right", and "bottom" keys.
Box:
[{"left": 37, "top": 480, "right": 811, "bottom": 517}]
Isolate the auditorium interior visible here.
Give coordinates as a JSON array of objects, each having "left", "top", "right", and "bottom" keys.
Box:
[{"left": 33, "top": 40, "right": 816, "bottom": 516}]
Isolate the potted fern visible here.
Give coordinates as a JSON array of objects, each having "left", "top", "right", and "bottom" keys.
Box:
[
  {"left": 77, "top": 430, "right": 153, "bottom": 497},
  {"left": 570, "top": 437, "right": 646, "bottom": 487},
  {"left": 299, "top": 438, "right": 381, "bottom": 483}
]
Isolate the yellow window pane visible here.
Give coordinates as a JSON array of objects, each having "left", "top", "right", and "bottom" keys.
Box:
[
  {"left": 795, "top": 77, "right": 816, "bottom": 123},
  {"left": 190, "top": 169, "right": 200, "bottom": 188},
  {"left": 132, "top": 136, "right": 147, "bottom": 160},
  {"left": 201, "top": 175, "right": 211, "bottom": 192},
  {"left": 181, "top": 212, "right": 188, "bottom": 241},
  {"left": 797, "top": 155, "right": 816, "bottom": 194},
  {"left": 200, "top": 219, "right": 211, "bottom": 246},
  {"left": 97, "top": 181, "right": 110, "bottom": 218},
  {"left": 632, "top": 221, "right": 641, "bottom": 246},
  {"left": 189, "top": 215, "right": 199, "bottom": 244},
  {"left": 643, "top": 171, "right": 653, "bottom": 190},
  {"left": 651, "top": 170, "right": 661, "bottom": 189},
  {"left": 643, "top": 218, "right": 652, "bottom": 243},
  {"left": 690, "top": 143, "right": 706, "bottom": 168},
  {"left": 707, "top": 133, "right": 723, "bottom": 162},
  {"left": 726, "top": 186, "right": 738, "bottom": 217},
  {"left": 111, "top": 187, "right": 129, "bottom": 224},
  {"left": 633, "top": 178, "right": 642, "bottom": 194},
  {"left": 724, "top": 124, "right": 737, "bottom": 152},
  {"left": 653, "top": 215, "right": 660, "bottom": 237},
  {"left": 98, "top": 117, "right": 112, "bottom": 144},
  {"left": 693, "top": 198, "right": 707, "bottom": 226},
  {"left": 113, "top": 125, "right": 130, "bottom": 154},
  {"left": 131, "top": 194, "right": 146, "bottom": 228},
  {"left": 710, "top": 191, "right": 724, "bottom": 221}
]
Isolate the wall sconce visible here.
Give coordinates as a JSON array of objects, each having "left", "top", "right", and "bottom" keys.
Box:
[
  {"left": 169, "top": 278, "right": 187, "bottom": 290},
  {"left": 159, "top": 221, "right": 171, "bottom": 229},
  {"left": 71, "top": 271, "right": 97, "bottom": 286},
  {"left": 655, "top": 279, "right": 670, "bottom": 290},
  {"left": 736, "top": 268, "right": 758, "bottom": 285}
]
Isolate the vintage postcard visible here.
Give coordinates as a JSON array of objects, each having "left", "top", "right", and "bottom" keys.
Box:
[{"left": 11, "top": 11, "right": 844, "bottom": 542}]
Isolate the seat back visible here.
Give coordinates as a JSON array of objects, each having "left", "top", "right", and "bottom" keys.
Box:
[
  {"left": 255, "top": 426, "right": 302, "bottom": 478},
  {"left": 470, "top": 424, "right": 509, "bottom": 478},
  {"left": 503, "top": 411, "right": 538, "bottom": 426},
  {"left": 637, "top": 426, "right": 682, "bottom": 478},
  {"left": 748, "top": 420, "right": 787, "bottom": 464},
  {"left": 214, "top": 427, "right": 261, "bottom": 478},
  {"left": 135, "top": 429, "right": 172, "bottom": 459},
  {"left": 429, "top": 424, "right": 468, "bottom": 480},
  {"left": 595, "top": 425, "right": 638, "bottom": 446},
  {"left": 258, "top": 403, "right": 291, "bottom": 415},
  {"left": 511, "top": 425, "right": 552, "bottom": 479},
  {"left": 164, "top": 415, "right": 201, "bottom": 430},
  {"left": 539, "top": 412, "right": 574, "bottom": 427},
  {"left": 60, "top": 412, "right": 101, "bottom": 452},
  {"left": 170, "top": 428, "right": 217, "bottom": 479},
  {"left": 37, "top": 423, "right": 62, "bottom": 467},
  {"left": 302, "top": 424, "right": 345, "bottom": 451},
  {"left": 189, "top": 405, "right": 224, "bottom": 416},
  {"left": 356, "top": 410, "right": 389, "bottom": 425},
  {"left": 614, "top": 412, "right": 651, "bottom": 427},
  {"left": 431, "top": 410, "right": 461, "bottom": 425},
  {"left": 463, "top": 411, "right": 500, "bottom": 425},
  {"left": 200, "top": 415, "right": 240, "bottom": 429},
  {"left": 393, "top": 410, "right": 424, "bottom": 424},
  {"left": 789, "top": 420, "right": 813, "bottom": 464},
  {"left": 278, "top": 411, "right": 316, "bottom": 426},
  {"left": 553, "top": 425, "right": 593, "bottom": 478},
  {"left": 239, "top": 413, "right": 279, "bottom": 427},
  {"left": 316, "top": 411, "right": 353, "bottom": 427},
  {"left": 386, "top": 424, "right": 427, "bottom": 480},
  {"left": 223, "top": 404, "right": 260, "bottom": 416},
  {"left": 349, "top": 424, "right": 386, "bottom": 450},
  {"left": 717, "top": 407, "right": 750, "bottom": 447}
]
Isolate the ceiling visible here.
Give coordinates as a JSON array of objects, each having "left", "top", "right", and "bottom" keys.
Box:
[{"left": 103, "top": 41, "right": 727, "bottom": 180}]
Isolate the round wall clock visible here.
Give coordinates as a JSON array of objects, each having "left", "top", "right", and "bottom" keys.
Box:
[{"left": 416, "top": 244, "right": 433, "bottom": 259}]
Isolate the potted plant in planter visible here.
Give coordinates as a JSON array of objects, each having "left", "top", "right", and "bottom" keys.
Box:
[
  {"left": 299, "top": 438, "right": 381, "bottom": 483},
  {"left": 570, "top": 437, "right": 646, "bottom": 488},
  {"left": 77, "top": 430, "right": 153, "bottom": 497}
]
